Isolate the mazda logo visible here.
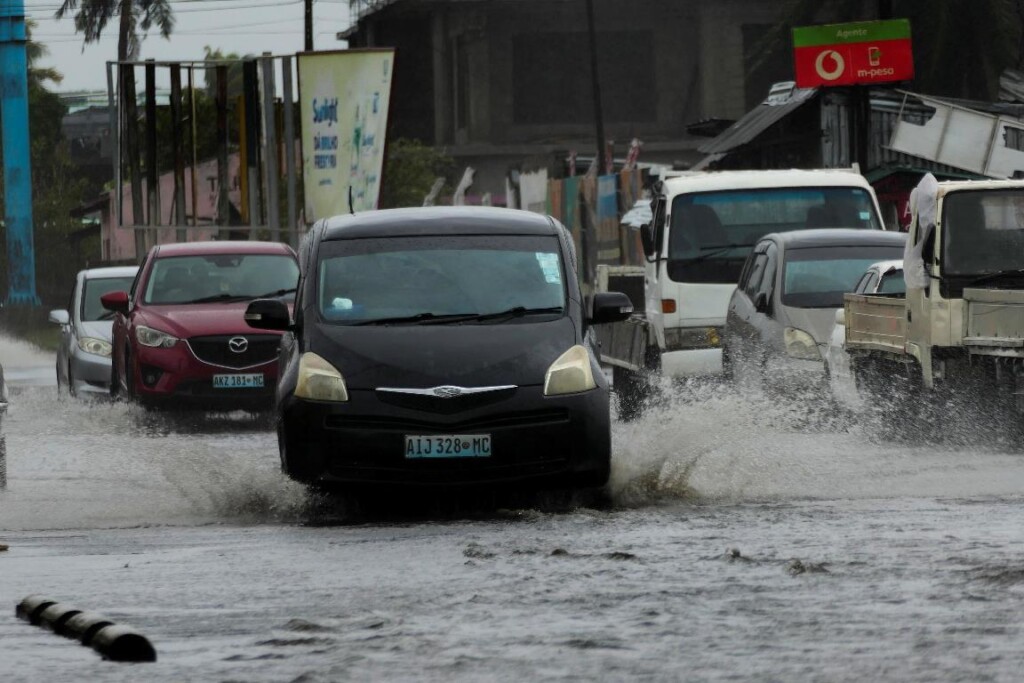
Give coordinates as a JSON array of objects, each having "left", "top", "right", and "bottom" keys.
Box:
[
  {"left": 228, "top": 337, "right": 249, "bottom": 354},
  {"left": 433, "top": 385, "right": 462, "bottom": 399}
]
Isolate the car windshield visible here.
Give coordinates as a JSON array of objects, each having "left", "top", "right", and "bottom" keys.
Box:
[
  {"left": 783, "top": 244, "right": 906, "bottom": 308},
  {"left": 943, "top": 189, "right": 1024, "bottom": 276},
  {"left": 81, "top": 276, "right": 135, "bottom": 321},
  {"left": 144, "top": 254, "right": 299, "bottom": 305},
  {"left": 668, "top": 186, "right": 881, "bottom": 284},
  {"left": 317, "top": 235, "right": 566, "bottom": 325}
]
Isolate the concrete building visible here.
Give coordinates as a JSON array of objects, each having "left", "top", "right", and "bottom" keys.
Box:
[{"left": 341, "top": 0, "right": 871, "bottom": 197}]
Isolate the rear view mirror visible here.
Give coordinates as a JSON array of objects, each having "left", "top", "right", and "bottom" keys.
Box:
[
  {"left": 590, "top": 291, "right": 634, "bottom": 325},
  {"left": 640, "top": 224, "right": 656, "bottom": 257},
  {"left": 48, "top": 309, "right": 70, "bottom": 325},
  {"left": 245, "top": 298, "right": 292, "bottom": 331},
  {"left": 754, "top": 292, "right": 769, "bottom": 314},
  {"left": 100, "top": 291, "right": 129, "bottom": 315}
]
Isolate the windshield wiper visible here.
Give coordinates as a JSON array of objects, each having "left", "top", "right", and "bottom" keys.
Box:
[
  {"left": 253, "top": 287, "right": 297, "bottom": 299},
  {"left": 354, "top": 312, "right": 477, "bottom": 326},
  {"left": 184, "top": 293, "right": 254, "bottom": 304},
  {"left": 965, "top": 270, "right": 1024, "bottom": 287},
  {"left": 444, "top": 306, "right": 565, "bottom": 324},
  {"left": 680, "top": 243, "right": 754, "bottom": 264}
]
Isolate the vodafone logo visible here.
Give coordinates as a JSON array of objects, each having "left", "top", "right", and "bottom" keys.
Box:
[{"left": 814, "top": 50, "right": 845, "bottom": 81}]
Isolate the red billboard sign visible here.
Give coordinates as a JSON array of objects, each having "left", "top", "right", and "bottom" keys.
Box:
[{"left": 793, "top": 19, "right": 914, "bottom": 88}]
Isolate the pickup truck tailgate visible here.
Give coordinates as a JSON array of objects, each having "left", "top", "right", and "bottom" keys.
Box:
[
  {"left": 964, "top": 287, "right": 1024, "bottom": 351},
  {"left": 844, "top": 293, "right": 906, "bottom": 353}
]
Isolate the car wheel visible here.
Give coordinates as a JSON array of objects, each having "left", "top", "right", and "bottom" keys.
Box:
[
  {"left": 56, "top": 361, "right": 65, "bottom": 398},
  {"left": 613, "top": 365, "right": 647, "bottom": 422},
  {"left": 124, "top": 350, "right": 136, "bottom": 401},
  {"left": 109, "top": 355, "right": 121, "bottom": 399}
]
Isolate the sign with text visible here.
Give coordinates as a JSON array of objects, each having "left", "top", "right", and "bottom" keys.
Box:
[
  {"left": 793, "top": 19, "right": 913, "bottom": 88},
  {"left": 298, "top": 49, "right": 395, "bottom": 221}
]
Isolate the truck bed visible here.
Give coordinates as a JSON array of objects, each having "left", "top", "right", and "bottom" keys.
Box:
[{"left": 844, "top": 293, "right": 907, "bottom": 355}]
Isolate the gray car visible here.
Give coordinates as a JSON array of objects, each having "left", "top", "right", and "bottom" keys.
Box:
[
  {"left": 49, "top": 266, "right": 139, "bottom": 397},
  {"left": 723, "top": 229, "right": 907, "bottom": 393}
]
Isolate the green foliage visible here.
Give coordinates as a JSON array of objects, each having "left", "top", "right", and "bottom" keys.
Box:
[
  {"left": 378, "top": 139, "right": 455, "bottom": 209},
  {"left": 56, "top": 0, "right": 175, "bottom": 61}
]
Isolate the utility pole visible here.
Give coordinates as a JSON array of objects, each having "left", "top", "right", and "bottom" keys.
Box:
[
  {"left": 585, "top": 0, "right": 606, "bottom": 175},
  {"left": 305, "top": 0, "right": 314, "bottom": 51}
]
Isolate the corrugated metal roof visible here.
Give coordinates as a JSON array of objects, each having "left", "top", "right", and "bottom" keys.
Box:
[{"left": 697, "top": 88, "right": 818, "bottom": 154}]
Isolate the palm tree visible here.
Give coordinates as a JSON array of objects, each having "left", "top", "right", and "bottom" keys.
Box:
[
  {"left": 55, "top": 0, "right": 175, "bottom": 62},
  {"left": 25, "top": 19, "right": 63, "bottom": 88}
]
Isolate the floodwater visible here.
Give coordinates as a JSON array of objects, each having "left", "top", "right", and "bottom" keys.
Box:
[{"left": 3, "top": 332, "right": 1024, "bottom": 681}]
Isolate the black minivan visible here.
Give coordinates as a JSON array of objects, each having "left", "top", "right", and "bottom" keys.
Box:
[{"left": 246, "top": 206, "right": 632, "bottom": 491}]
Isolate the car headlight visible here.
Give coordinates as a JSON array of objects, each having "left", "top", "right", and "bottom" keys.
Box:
[
  {"left": 78, "top": 337, "right": 112, "bottom": 357},
  {"left": 543, "top": 345, "right": 597, "bottom": 396},
  {"left": 295, "top": 352, "right": 349, "bottom": 402},
  {"left": 784, "top": 327, "right": 820, "bottom": 360},
  {"left": 135, "top": 325, "right": 179, "bottom": 348}
]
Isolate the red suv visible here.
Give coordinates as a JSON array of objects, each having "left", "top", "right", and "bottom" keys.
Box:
[{"left": 102, "top": 241, "right": 299, "bottom": 410}]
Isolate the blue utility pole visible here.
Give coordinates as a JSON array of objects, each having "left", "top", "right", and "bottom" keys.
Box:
[{"left": 0, "top": 0, "right": 37, "bottom": 305}]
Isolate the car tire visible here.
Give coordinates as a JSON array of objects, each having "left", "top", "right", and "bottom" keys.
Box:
[
  {"left": 613, "top": 365, "right": 647, "bottom": 422},
  {"left": 56, "top": 361, "right": 65, "bottom": 398}
]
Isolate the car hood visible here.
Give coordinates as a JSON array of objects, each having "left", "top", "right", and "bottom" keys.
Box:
[
  {"left": 79, "top": 320, "right": 114, "bottom": 342},
  {"left": 782, "top": 306, "right": 841, "bottom": 346},
  {"left": 139, "top": 302, "right": 284, "bottom": 339},
  {"left": 310, "top": 318, "right": 578, "bottom": 390}
]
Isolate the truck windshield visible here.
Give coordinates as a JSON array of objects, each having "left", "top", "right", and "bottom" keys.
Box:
[
  {"left": 316, "top": 234, "right": 566, "bottom": 325},
  {"left": 668, "top": 187, "right": 881, "bottom": 284},
  {"left": 943, "top": 189, "right": 1024, "bottom": 276},
  {"left": 783, "top": 244, "right": 906, "bottom": 308}
]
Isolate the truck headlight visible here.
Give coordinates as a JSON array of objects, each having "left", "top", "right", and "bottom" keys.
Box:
[
  {"left": 136, "top": 325, "right": 178, "bottom": 348},
  {"left": 78, "top": 337, "right": 112, "bottom": 357},
  {"left": 784, "top": 327, "right": 820, "bottom": 360},
  {"left": 295, "top": 352, "right": 349, "bottom": 402},
  {"left": 543, "top": 345, "right": 597, "bottom": 396}
]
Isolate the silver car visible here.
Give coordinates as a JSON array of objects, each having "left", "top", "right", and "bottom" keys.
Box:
[
  {"left": 49, "top": 266, "right": 139, "bottom": 397},
  {"left": 723, "top": 229, "right": 907, "bottom": 394}
]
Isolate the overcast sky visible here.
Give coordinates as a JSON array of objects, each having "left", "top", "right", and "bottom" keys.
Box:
[{"left": 26, "top": 0, "right": 352, "bottom": 92}]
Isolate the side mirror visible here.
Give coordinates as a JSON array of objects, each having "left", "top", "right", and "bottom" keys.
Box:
[
  {"left": 640, "top": 224, "right": 656, "bottom": 257},
  {"left": 48, "top": 309, "right": 70, "bottom": 325},
  {"left": 100, "top": 291, "right": 129, "bottom": 315},
  {"left": 590, "top": 291, "right": 634, "bottom": 325},
  {"left": 754, "top": 292, "right": 769, "bottom": 314},
  {"left": 245, "top": 298, "right": 292, "bottom": 331},
  {"left": 835, "top": 308, "right": 846, "bottom": 325}
]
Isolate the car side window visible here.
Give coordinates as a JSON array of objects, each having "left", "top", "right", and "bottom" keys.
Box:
[
  {"left": 864, "top": 272, "right": 880, "bottom": 293},
  {"left": 853, "top": 272, "right": 871, "bottom": 293},
  {"left": 743, "top": 253, "right": 769, "bottom": 299}
]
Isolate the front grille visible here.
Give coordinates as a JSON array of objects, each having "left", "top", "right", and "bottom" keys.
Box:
[
  {"left": 375, "top": 386, "right": 516, "bottom": 414},
  {"left": 187, "top": 334, "right": 280, "bottom": 369},
  {"left": 324, "top": 408, "right": 571, "bottom": 433}
]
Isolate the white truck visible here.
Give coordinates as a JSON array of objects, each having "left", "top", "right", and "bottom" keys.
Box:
[
  {"left": 844, "top": 177, "right": 1024, "bottom": 435},
  {"left": 596, "top": 168, "right": 885, "bottom": 419}
]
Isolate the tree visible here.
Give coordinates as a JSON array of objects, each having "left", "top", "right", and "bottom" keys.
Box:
[
  {"left": 56, "top": 0, "right": 175, "bottom": 62},
  {"left": 378, "top": 139, "right": 455, "bottom": 209}
]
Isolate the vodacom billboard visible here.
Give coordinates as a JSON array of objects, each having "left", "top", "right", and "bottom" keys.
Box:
[{"left": 793, "top": 19, "right": 914, "bottom": 88}]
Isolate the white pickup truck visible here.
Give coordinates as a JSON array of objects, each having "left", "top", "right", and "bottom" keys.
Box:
[
  {"left": 844, "top": 177, "right": 1024, "bottom": 435},
  {"left": 596, "top": 168, "right": 885, "bottom": 419}
]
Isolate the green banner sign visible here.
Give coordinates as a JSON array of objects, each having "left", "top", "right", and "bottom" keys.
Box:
[{"left": 793, "top": 19, "right": 910, "bottom": 48}]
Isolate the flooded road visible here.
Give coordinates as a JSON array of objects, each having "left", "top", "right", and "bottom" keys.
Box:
[{"left": 3, "top": 332, "right": 1024, "bottom": 681}]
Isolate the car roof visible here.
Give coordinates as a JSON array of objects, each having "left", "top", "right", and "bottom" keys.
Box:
[
  {"left": 319, "top": 206, "right": 558, "bottom": 241},
  {"left": 80, "top": 266, "right": 139, "bottom": 279},
  {"left": 152, "top": 240, "right": 296, "bottom": 258},
  {"left": 766, "top": 228, "right": 907, "bottom": 249},
  {"left": 867, "top": 259, "right": 904, "bottom": 273}
]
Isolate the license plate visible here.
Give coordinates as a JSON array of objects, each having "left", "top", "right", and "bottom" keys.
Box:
[
  {"left": 212, "top": 373, "right": 265, "bottom": 389},
  {"left": 405, "top": 434, "right": 492, "bottom": 459}
]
